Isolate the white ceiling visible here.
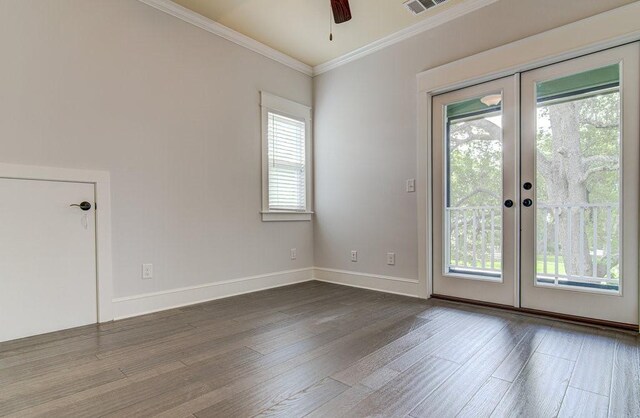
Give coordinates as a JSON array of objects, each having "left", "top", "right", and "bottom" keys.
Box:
[{"left": 171, "top": 0, "right": 471, "bottom": 67}]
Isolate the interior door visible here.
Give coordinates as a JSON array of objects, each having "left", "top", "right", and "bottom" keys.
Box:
[
  {"left": 520, "top": 44, "right": 639, "bottom": 325},
  {"left": 432, "top": 76, "right": 518, "bottom": 306},
  {"left": 0, "top": 178, "right": 97, "bottom": 342}
]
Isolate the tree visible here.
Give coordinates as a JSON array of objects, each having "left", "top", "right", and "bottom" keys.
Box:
[
  {"left": 447, "top": 89, "right": 620, "bottom": 280},
  {"left": 538, "top": 92, "right": 620, "bottom": 278}
]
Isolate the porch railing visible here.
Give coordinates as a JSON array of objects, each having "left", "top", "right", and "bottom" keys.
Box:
[
  {"left": 446, "top": 203, "right": 619, "bottom": 287},
  {"left": 446, "top": 206, "right": 502, "bottom": 276}
]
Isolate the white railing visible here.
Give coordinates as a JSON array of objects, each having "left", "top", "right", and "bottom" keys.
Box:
[
  {"left": 537, "top": 203, "right": 618, "bottom": 287},
  {"left": 446, "top": 203, "right": 619, "bottom": 287},
  {"left": 446, "top": 206, "right": 502, "bottom": 275}
]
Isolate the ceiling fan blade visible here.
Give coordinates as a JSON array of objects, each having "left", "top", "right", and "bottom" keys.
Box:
[{"left": 331, "top": 0, "right": 352, "bottom": 24}]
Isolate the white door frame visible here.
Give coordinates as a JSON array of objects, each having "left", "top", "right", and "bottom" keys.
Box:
[
  {"left": 416, "top": 2, "right": 640, "bottom": 325},
  {"left": 0, "top": 163, "right": 113, "bottom": 322}
]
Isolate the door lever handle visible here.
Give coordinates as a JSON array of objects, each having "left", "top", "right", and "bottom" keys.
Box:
[{"left": 70, "top": 201, "right": 92, "bottom": 211}]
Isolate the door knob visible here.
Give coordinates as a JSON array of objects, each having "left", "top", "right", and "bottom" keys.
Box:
[
  {"left": 522, "top": 198, "right": 533, "bottom": 207},
  {"left": 523, "top": 182, "right": 532, "bottom": 190},
  {"left": 504, "top": 199, "right": 514, "bottom": 208},
  {"left": 70, "top": 201, "right": 92, "bottom": 211}
]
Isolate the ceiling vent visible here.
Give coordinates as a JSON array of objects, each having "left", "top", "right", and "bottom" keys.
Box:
[{"left": 403, "top": 0, "right": 446, "bottom": 15}]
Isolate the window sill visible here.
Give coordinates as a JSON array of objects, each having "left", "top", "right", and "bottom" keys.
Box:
[{"left": 261, "top": 211, "right": 313, "bottom": 222}]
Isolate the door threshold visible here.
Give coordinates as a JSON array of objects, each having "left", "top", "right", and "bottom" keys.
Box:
[{"left": 431, "top": 294, "right": 639, "bottom": 333}]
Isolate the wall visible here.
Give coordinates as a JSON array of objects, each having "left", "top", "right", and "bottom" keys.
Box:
[
  {"left": 313, "top": 0, "right": 634, "bottom": 294},
  {"left": 0, "top": 0, "right": 313, "bottom": 317},
  {"left": 1, "top": 0, "right": 634, "bottom": 317}
]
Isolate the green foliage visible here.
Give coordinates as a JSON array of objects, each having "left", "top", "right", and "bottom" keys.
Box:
[{"left": 448, "top": 115, "right": 502, "bottom": 207}]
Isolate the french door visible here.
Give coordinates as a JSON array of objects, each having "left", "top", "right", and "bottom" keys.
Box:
[
  {"left": 432, "top": 76, "right": 519, "bottom": 306},
  {"left": 432, "top": 43, "right": 639, "bottom": 326},
  {"left": 520, "top": 44, "right": 639, "bottom": 325}
]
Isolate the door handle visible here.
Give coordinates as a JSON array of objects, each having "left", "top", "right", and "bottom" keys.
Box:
[
  {"left": 70, "top": 201, "right": 92, "bottom": 211},
  {"left": 504, "top": 199, "right": 514, "bottom": 208},
  {"left": 522, "top": 198, "right": 533, "bottom": 207}
]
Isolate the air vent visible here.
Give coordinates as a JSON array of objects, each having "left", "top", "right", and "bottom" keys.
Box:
[{"left": 403, "top": 0, "right": 445, "bottom": 15}]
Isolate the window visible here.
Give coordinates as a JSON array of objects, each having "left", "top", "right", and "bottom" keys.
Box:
[
  {"left": 268, "top": 113, "right": 306, "bottom": 211},
  {"left": 261, "top": 92, "right": 312, "bottom": 221}
]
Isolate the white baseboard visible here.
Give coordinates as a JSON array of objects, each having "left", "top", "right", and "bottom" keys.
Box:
[
  {"left": 313, "top": 267, "right": 421, "bottom": 298},
  {"left": 112, "top": 267, "right": 314, "bottom": 320},
  {"left": 112, "top": 266, "right": 422, "bottom": 320}
]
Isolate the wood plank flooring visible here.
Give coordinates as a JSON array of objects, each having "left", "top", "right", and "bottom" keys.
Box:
[{"left": 1, "top": 281, "right": 638, "bottom": 417}]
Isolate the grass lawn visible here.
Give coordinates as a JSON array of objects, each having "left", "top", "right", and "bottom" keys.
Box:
[
  {"left": 535, "top": 255, "right": 566, "bottom": 275},
  {"left": 451, "top": 255, "right": 566, "bottom": 274}
]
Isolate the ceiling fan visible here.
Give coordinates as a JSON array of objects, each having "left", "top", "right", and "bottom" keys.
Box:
[
  {"left": 331, "top": 0, "right": 352, "bottom": 24},
  {"left": 328, "top": 0, "right": 351, "bottom": 41}
]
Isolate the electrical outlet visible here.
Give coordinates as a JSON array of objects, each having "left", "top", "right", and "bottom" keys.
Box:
[
  {"left": 406, "top": 179, "right": 416, "bottom": 193},
  {"left": 387, "top": 252, "right": 396, "bottom": 265},
  {"left": 351, "top": 250, "right": 358, "bottom": 262},
  {"left": 142, "top": 263, "right": 153, "bottom": 279},
  {"left": 290, "top": 248, "right": 297, "bottom": 260}
]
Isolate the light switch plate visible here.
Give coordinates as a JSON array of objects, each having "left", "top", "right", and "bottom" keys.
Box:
[
  {"left": 290, "top": 248, "right": 297, "bottom": 260},
  {"left": 351, "top": 250, "right": 358, "bottom": 262},
  {"left": 406, "top": 179, "right": 416, "bottom": 193}
]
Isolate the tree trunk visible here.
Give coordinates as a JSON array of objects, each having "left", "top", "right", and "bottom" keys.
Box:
[{"left": 545, "top": 102, "right": 593, "bottom": 277}]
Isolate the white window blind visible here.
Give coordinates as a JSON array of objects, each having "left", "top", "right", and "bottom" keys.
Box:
[{"left": 267, "top": 111, "right": 307, "bottom": 211}]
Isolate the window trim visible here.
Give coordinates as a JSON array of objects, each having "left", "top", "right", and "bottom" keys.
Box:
[{"left": 261, "top": 91, "right": 313, "bottom": 222}]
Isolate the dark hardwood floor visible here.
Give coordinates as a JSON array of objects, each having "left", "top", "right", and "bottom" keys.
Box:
[{"left": 1, "top": 281, "right": 638, "bottom": 417}]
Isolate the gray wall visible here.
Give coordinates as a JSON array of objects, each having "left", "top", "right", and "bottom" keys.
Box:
[
  {"left": 0, "top": 0, "right": 313, "bottom": 299},
  {"left": 313, "top": 0, "right": 633, "bottom": 281},
  {"left": 1, "top": 0, "right": 633, "bottom": 301}
]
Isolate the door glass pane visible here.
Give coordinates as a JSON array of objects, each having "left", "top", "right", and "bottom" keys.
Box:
[
  {"left": 445, "top": 93, "right": 503, "bottom": 280},
  {"left": 534, "top": 64, "right": 621, "bottom": 292}
]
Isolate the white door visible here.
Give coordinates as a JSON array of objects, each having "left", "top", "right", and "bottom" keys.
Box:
[
  {"left": 0, "top": 178, "right": 97, "bottom": 342},
  {"left": 520, "top": 44, "right": 639, "bottom": 325},
  {"left": 432, "top": 76, "right": 519, "bottom": 306}
]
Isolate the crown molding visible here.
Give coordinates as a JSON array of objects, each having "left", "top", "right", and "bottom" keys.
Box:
[
  {"left": 312, "top": 0, "right": 499, "bottom": 76},
  {"left": 138, "top": 0, "right": 499, "bottom": 78},
  {"left": 137, "top": 0, "right": 313, "bottom": 76}
]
